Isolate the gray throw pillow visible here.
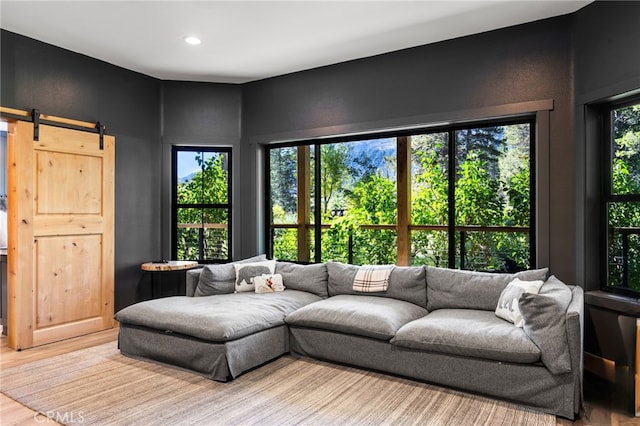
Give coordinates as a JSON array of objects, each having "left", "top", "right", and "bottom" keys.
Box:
[
  {"left": 538, "top": 274, "right": 573, "bottom": 305},
  {"left": 275, "top": 262, "right": 329, "bottom": 298},
  {"left": 327, "top": 261, "right": 359, "bottom": 296},
  {"left": 519, "top": 276, "right": 573, "bottom": 375},
  {"left": 426, "top": 266, "right": 549, "bottom": 311},
  {"left": 388, "top": 266, "right": 428, "bottom": 308},
  {"left": 194, "top": 254, "right": 267, "bottom": 296},
  {"left": 327, "top": 261, "right": 427, "bottom": 307}
]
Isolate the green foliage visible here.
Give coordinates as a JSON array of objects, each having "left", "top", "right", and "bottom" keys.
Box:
[
  {"left": 505, "top": 166, "right": 530, "bottom": 226},
  {"left": 272, "top": 228, "right": 298, "bottom": 261},
  {"left": 270, "top": 148, "right": 298, "bottom": 215},
  {"left": 409, "top": 127, "right": 531, "bottom": 270},
  {"left": 319, "top": 174, "right": 397, "bottom": 264},
  {"left": 176, "top": 152, "right": 229, "bottom": 261},
  {"left": 606, "top": 104, "right": 640, "bottom": 291},
  {"left": 177, "top": 153, "right": 228, "bottom": 206},
  {"left": 608, "top": 104, "right": 640, "bottom": 291},
  {"left": 272, "top": 204, "right": 300, "bottom": 260},
  {"left": 455, "top": 152, "right": 503, "bottom": 226},
  {"left": 269, "top": 124, "right": 534, "bottom": 270},
  {"left": 322, "top": 214, "right": 358, "bottom": 263},
  {"left": 349, "top": 174, "right": 397, "bottom": 224},
  {"left": 349, "top": 175, "right": 397, "bottom": 264},
  {"left": 410, "top": 144, "right": 449, "bottom": 267},
  {"left": 456, "top": 127, "right": 503, "bottom": 178},
  {"left": 411, "top": 150, "right": 448, "bottom": 226},
  {"left": 320, "top": 144, "right": 350, "bottom": 213},
  {"left": 612, "top": 105, "right": 640, "bottom": 195}
]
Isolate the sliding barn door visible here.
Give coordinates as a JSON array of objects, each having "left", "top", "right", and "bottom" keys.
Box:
[{"left": 8, "top": 120, "right": 114, "bottom": 349}]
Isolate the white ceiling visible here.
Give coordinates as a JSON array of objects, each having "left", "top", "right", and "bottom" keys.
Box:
[{"left": 0, "top": 1, "right": 592, "bottom": 84}]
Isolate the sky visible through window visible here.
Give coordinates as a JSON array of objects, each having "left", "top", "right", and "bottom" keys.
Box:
[{"left": 177, "top": 151, "right": 201, "bottom": 181}]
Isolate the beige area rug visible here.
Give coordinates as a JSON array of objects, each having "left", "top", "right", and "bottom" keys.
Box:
[{"left": 1, "top": 342, "right": 555, "bottom": 426}]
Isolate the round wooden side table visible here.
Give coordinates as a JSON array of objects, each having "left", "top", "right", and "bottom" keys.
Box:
[{"left": 141, "top": 260, "right": 199, "bottom": 298}]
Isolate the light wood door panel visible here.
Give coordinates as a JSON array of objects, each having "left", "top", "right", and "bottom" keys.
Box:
[
  {"left": 35, "top": 235, "right": 103, "bottom": 328},
  {"left": 8, "top": 120, "right": 114, "bottom": 349},
  {"left": 36, "top": 150, "right": 103, "bottom": 214}
]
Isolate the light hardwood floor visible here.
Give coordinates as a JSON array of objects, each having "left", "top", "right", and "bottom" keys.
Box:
[
  {"left": 1, "top": 327, "right": 638, "bottom": 426},
  {"left": 1, "top": 327, "right": 119, "bottom": 426}
]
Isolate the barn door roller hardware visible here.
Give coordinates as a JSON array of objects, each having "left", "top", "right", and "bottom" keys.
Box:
[
  {"left": 32, "top": 108, "right": 40, "bottom": 141},
  {"left": 0, "top": 107, "right": 107, "bottom": 149},
  {"left": 96, "top": 121, "right": 105, "bottom": 150}
]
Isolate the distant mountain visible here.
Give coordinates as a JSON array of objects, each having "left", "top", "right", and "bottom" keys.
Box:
[
  {"left": 347, "top": 138, "right": 396, "bottom": 179},
  {"left": 178, "top": 138, "right": 396, "bottom": 187},
  {"left": 179, "top": 172, "right": 197, "bottom": 184}
]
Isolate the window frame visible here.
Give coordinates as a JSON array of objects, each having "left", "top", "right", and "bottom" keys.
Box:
[
  {"left": 265, "top": 115, "right": 536, "bottom": 270},
  {"left": 171, "top": 145, "right": 232, "bottom": 263},
  {"left": 601, "top": 95, "right": 640, "bottom": 296}
]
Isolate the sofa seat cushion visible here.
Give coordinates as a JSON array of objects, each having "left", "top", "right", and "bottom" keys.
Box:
[
  {"left": 115, "top": 290, "right": 321, "bottom": 342},
  {"left": 391, "top": 309, "right": 541, "bottom": 364},
  {"left": 285, "top": 295, "right": 428, "bottom": 341}
]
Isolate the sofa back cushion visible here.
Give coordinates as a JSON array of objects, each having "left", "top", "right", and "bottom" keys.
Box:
[
  {"left": 193, "top": 254, "right": 267, "bottom": 296},
  {"left": 327, "top": 261, "right": 427, "bottom": 308},
  {"left": 426, "top": 266, "right": 549, "bottom": 311},
  {"left": 275, "top": 262, "right": 329, "bottom": 298}
]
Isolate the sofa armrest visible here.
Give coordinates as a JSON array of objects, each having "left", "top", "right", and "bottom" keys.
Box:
[
  {"left": 566, "top": 285, "right": 584, "bottom": 414},
  {"left": 186, "top": 268, "right": 203, "bottom": 297}
]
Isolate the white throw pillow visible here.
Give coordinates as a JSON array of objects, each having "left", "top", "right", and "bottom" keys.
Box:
[
  {"left": 234, "top": 260, "right": 276, "bottom": 292},
  {"left": 254, "top": 274, "right": 285, "bottom": 293},
  {"left": 495, "top": 278, "right": 544, "bottom": 327}
]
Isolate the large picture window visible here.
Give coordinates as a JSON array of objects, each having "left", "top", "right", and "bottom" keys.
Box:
[
  {"left": 267, "top": 117, "right": 534, "bottom": 271},
  {"left": 604, "top": 98, "right": 640, "bottom": 294},
  {"left": 172, "top": 146, "right": 231, "bottom": 262}
]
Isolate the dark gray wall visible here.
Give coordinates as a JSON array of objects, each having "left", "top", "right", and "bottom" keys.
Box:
[
  {"left": 0, "top": 30, "right": 161, "bottom": 311},
  {"left": 159, "top": 81, "right": 242, "bottom": 259},
  {"left": 3, "top": 1, "right": 639, "bottom": 312},
  {"left": 573, "top": 1, "right": 640, "bottom": 100},
  {"left": 242, "top": 16, "right": 576, "bottom": 282}
]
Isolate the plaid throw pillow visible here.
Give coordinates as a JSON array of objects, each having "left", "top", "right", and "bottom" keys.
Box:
[{"left": 353, "top": 265, "right": 395, "bottom": 293}]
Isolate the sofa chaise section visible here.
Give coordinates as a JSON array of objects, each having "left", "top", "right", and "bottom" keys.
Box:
[
  {"left": 116, "top": 290, "right": 321, "bottom": 381},
  {"left": 116, "top": 258, "right": 329, "bottom": 382}
]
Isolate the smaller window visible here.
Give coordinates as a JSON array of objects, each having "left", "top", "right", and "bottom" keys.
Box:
[
  {"left": 604, "top": 99, "right": 640, "bottom": 294},
  {"left": 172, "top": 147, "right": 232, "bottom": 262}
]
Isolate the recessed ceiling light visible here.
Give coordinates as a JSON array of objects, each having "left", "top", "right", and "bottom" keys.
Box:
[{"left": 184, "top": 36, "right": 201, "bottom": 45}]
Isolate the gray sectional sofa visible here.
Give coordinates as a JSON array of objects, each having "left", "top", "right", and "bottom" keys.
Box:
[{"left": 115, "top": 256, "right": 583, "bottom": 419}]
